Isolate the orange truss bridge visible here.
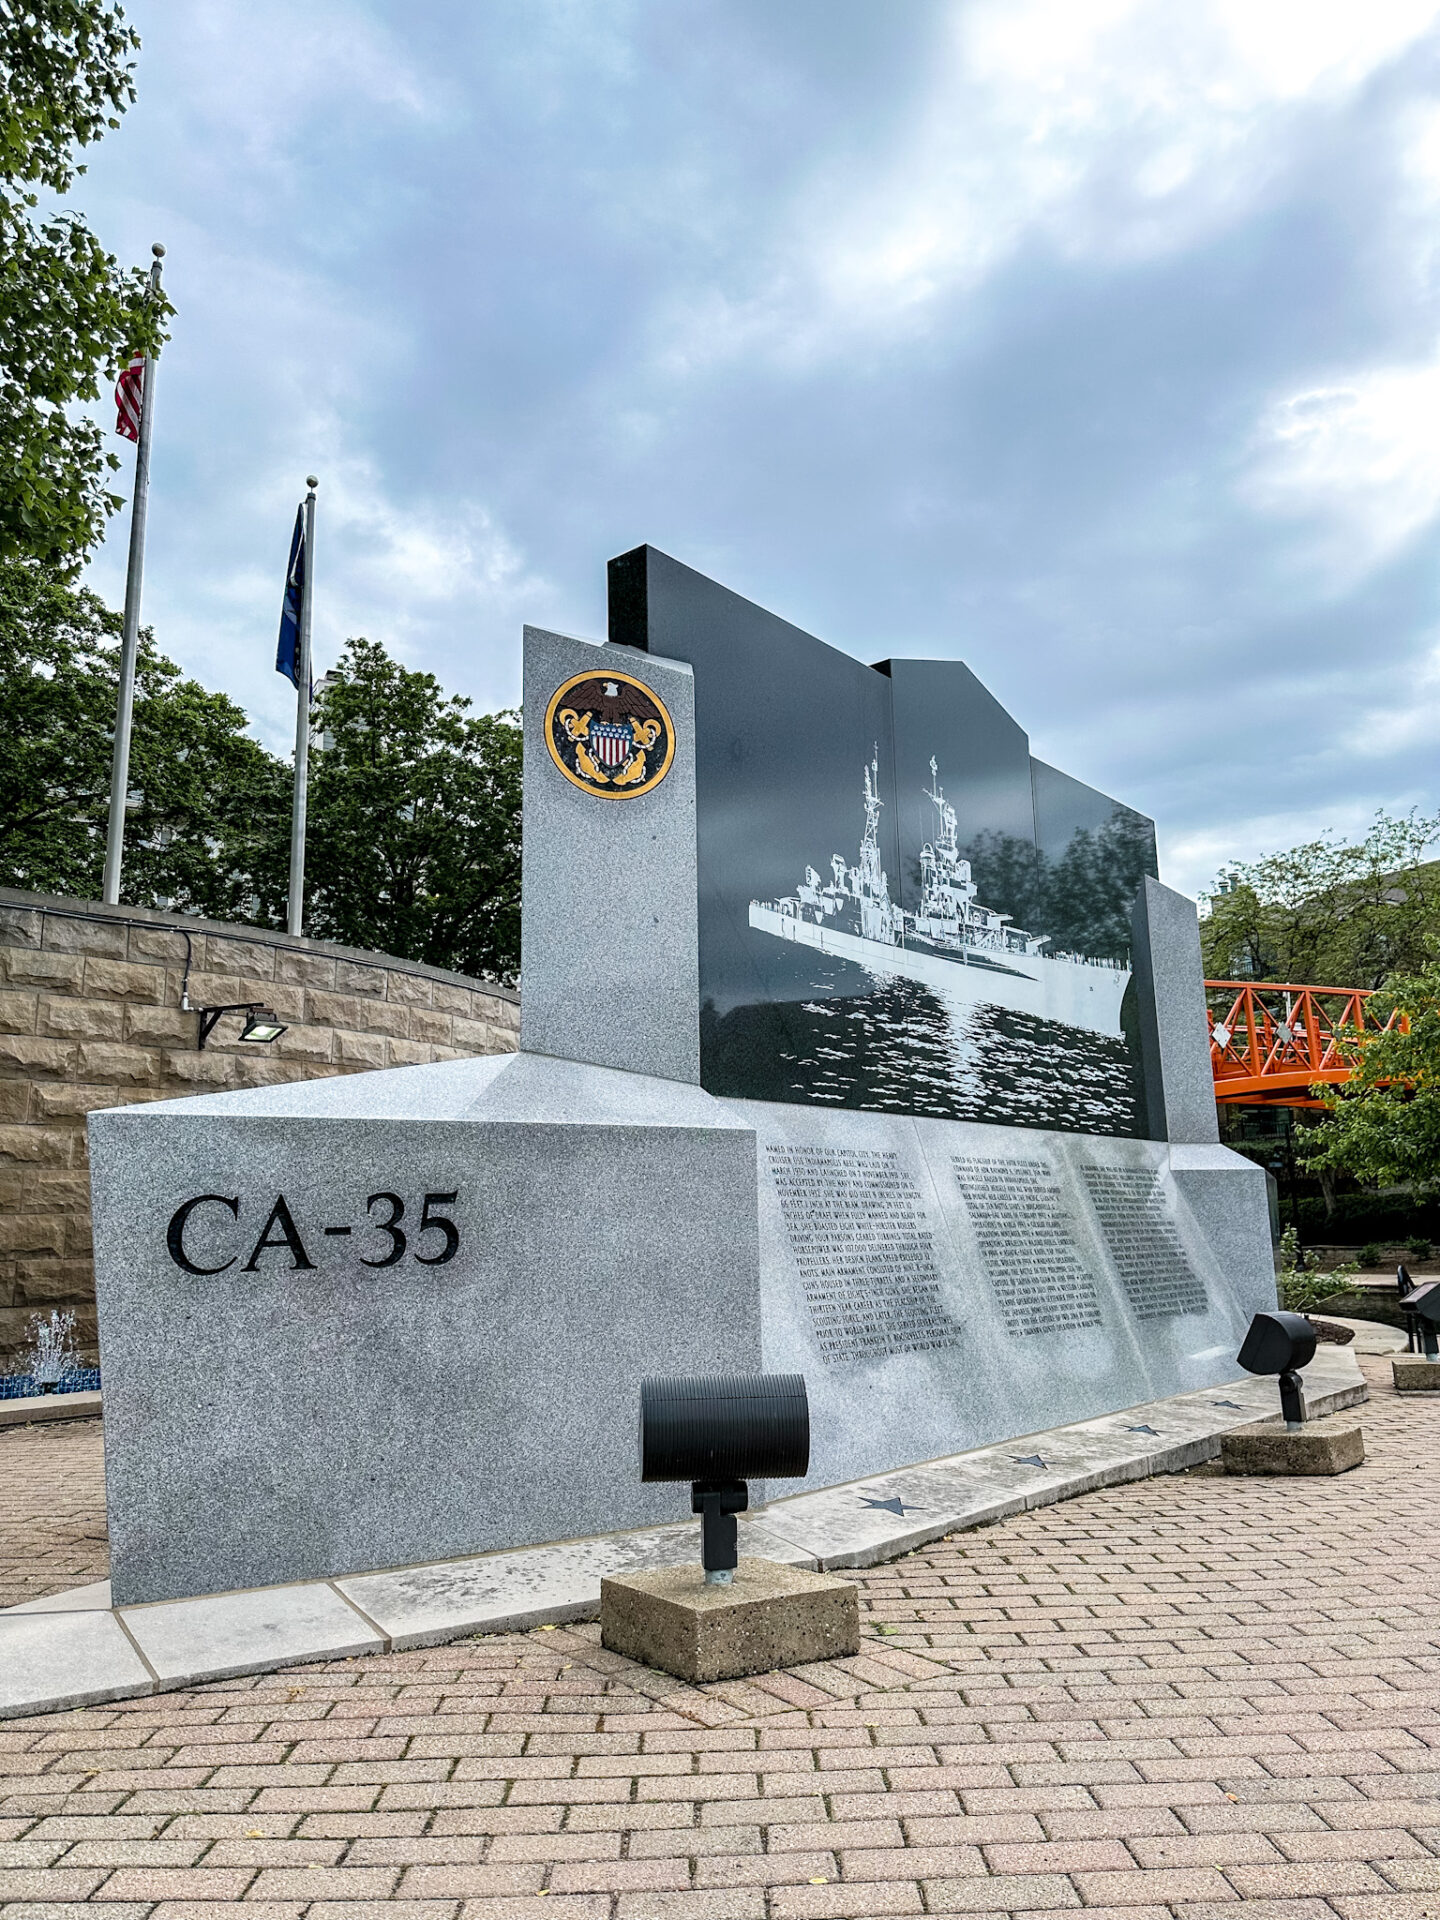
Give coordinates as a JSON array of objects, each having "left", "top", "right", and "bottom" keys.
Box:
[{"left": 1205, "top": 981, "right": 1403, "bottom": 1107}]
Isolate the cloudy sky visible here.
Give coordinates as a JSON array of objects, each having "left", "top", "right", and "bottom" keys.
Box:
[{"left": 74, "top": 0, "right": 1440, "bottom": 897}]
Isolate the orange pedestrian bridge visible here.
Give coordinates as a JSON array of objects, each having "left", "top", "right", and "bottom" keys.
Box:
[{"left": 1205, "top": 980, "right": 1401, "bottom": 1107}]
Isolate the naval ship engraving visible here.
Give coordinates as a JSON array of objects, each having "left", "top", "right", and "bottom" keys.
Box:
[{"left": 748, "top": 755, "right": 1131, "bottom": 1037}]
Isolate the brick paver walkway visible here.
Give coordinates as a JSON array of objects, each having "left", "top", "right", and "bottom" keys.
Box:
[
  {"left": 3, "top": 1355, "right": 1438, "bottom": 1918},
  {"left": 0, "top": 1414, "right": 106, "bottom": 1609}
]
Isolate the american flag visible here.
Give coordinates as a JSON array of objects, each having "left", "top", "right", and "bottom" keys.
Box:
[{"left": 115, "top": 351, "right": 145, "bottom": 441}]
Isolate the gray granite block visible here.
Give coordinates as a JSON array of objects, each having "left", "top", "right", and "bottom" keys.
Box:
[
  {"left": 119, "top": 1582, "right": 384, "bottom": 1684},
  {"left": 1069, "top": 1400, "right": 1236, "bottom": 1472},
  {"left": 0, "top": 1610, "right": 152, "bottom": 1719},
  {"left": 1130, "top": 877, "right": 1221, "bottom": 1145},
  {"left": 1169, "top": 1143, "right": 1278, "bottom": 1323},
  {"left": 763, "top": 1427, "right": 1159, "bottom": 1568},
  {"left": 520, "top": 627, "right": 700, "bottom": 1084},
  {"left": 762, "top": 1477, "right": 1029, "bottom": 1569},
  {"left": 4, "top": 1579, "right": 112, "bottom": 1614},
  {"left": 337, "top": 1515, "right": 815, "bottom": 1648},
  {"left": 727, "top": 1097, "right": 1275, "bottom": 1495},
  {"left": 89, "top": 1051, "right": 761, "bottom": 1606}
]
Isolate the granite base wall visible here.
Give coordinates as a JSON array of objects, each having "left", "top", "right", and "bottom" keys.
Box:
[
  {"left": 728, "top": 1097, "right": 1276, "bottom": 1492},
  {"left": 90, "top": 1051, "right": 1272, "bottom": 1608},
  {"left": 0, "top": 891, "right": 518, "bottom": 1365},
  {"left": 88, "top": 1053, "right": 762, "bottom": 1606}
]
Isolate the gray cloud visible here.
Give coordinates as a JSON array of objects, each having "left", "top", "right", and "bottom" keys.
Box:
[{"left": 76, "top": 0, "right": 1440, "bottom": 896}]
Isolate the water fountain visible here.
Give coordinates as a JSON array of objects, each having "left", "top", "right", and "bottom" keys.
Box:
[{"left": 0, "top": 1309, "right": 100, "bottom": 1400}]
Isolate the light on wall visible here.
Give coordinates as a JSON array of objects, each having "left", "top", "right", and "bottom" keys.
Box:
[{"left": 194, "top": 1003, "right": 288, "bottom": 1050}]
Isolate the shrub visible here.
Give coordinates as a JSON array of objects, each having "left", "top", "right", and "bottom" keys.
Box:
[{"left": 1275, "top": 1226, "right": 1360, "bottom": 1314}]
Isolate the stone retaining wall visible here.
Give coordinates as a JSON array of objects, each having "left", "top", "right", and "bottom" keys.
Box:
[{"left": 0, "top": 890, "right": 519, "bottom": 1364}]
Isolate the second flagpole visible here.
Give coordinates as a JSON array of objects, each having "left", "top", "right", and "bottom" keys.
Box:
[{"left": 286, "top": 475, "right": 318, "bottom": 937}]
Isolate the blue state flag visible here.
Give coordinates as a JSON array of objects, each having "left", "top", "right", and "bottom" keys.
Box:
[{"left": 276, "top": 503, "right": 306, "bottom": 689}]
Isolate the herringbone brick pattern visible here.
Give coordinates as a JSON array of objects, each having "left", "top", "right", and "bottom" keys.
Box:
[{"left": 2, "top": 1353, "right": 1437, "bottom": 1918}]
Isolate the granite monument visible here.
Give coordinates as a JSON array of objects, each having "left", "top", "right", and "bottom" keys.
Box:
[{"left": 88, "top": 549, "right": 1275, "bottom": 1606}]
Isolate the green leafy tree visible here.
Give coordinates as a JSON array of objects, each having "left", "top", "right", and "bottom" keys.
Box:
[
  {"left": 304, "top": 639, "right": 522, "bottom": 982},
  {"left": 0, "top": 559, "right": 288, "bottom": 914},
  {"left": 1, "top": 0, "right": 171, "bottom": 567},
  {"left": 1200, "top": 813, "right": 1440, "bottom": 988},
  {"left": 1299, "top": 963, "right": 1440, "bottom": 1193}
]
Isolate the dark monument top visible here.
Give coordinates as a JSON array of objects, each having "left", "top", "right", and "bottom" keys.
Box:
[{"left": 606, "top": 543, "right": 1159, "bottom": 1139}]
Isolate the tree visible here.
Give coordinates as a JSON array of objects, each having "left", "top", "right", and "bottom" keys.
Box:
[
  {"left": 1, "top": 0, "right": 171, "bottom": 567},
  {"left": 1299, "top": 962, "right": 1440, "bottom": 1194},
  {"left": 304, "top": 639, "right": 521, "bottom": 982},
  {"left": 0, "top": 559, "right": 288, "bottom": 915},
  {"left": 1200, "top": 813, "right": 1440, "bottom": 988}
]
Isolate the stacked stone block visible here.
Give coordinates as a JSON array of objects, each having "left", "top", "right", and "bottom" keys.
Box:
[{"left": 0, "top": 889, "right": 519, "bottom": 1365}]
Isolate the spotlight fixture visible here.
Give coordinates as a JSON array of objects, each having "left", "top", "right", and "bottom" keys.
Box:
[
  {"left": 639, "top": 1373, "right": 809, "bottom": 1585},
  {"left": 1237, "top": 1309, "right": 1316, "bottom": 1430},
  {"left": 194, "top": 1003, "right": 288, "bottom": 1050}
]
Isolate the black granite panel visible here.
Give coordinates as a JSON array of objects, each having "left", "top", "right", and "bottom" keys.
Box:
[
  {"left": 1031, "top": 758, "right": 1159, "bottom": 965},
  {"left": 610, "top": 545, "right": 896, "bottom": 1021},
  {"left": 608, "top": 545, "right": 1155, "bottom": 1138},
  {"left": 883, "top": 658, "right": 1038, "bottom": 933}
]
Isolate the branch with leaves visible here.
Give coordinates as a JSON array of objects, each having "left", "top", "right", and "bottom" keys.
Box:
[
  {"left": 1201, "top": 814, "right": 1440, "bottom": 990},
  {"left": 0, "top": 0, "right": 172, "bottom": 568}
]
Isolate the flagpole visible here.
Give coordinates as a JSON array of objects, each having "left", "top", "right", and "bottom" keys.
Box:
[
  {"left": 102, "top": 242, "right": 166, "bottom": 906},
  {"left": 286, "top": 476, "right": 318, "bottom": 936}
]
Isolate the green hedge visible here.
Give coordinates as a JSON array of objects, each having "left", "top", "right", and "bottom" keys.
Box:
[{"left": 1294, "top": 1192, "right": 1440, "bottom": 1244}]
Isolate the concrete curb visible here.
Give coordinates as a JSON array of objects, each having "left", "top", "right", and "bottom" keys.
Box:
[
  {"left": 0, "top": 1347, "right": 1366, "bottom": 1720},
  {"left": 0, "top": 1390, "right": 102, "bottom": 1429}
]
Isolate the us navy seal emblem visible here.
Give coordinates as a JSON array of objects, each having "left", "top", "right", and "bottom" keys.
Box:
[{"left": 544, "top": 669, "right": 676, "bottom": 799}]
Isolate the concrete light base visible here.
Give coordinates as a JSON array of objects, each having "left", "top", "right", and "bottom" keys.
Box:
[
  {"left": 1221, "top": 1422, "right": 1364, "bottom": 1477},
  {"left": 1392, "top": 1357, "right": 1440, "bottom": 1394},
  {"left": 600, "top": 1556, "right": 860, "bottom": 1682}
]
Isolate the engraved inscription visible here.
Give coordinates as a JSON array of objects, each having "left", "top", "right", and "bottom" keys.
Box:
[
  {"left": 951, "top": 1155, "right": 1103, "bottom": 1336},
  {"left": 765, "top": 1144, "right": 960, "bottom": 1363},
  {"left": 1082, "top": 1166, "right": 1208, "bottom": 1317}
]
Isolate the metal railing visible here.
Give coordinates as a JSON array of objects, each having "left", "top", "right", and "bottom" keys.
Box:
[{"left": 1205, "top": 980, "right": 1404, "bottom": 1106}]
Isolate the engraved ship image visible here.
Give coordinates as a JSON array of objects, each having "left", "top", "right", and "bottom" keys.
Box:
[{"left": 748, "top": 756, "right": 1131, "bottom": 1037}]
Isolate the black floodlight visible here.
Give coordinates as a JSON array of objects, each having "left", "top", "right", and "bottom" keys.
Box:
[
  {"left": 195, "top": 1003, "right": 288, "bottom": 1049},
  {"left": 640, "top": 1373, "right": 809, "bottom": 1586},
  {"left": 1404, "top": 1279, "right": 1440, "bottom": 1359},
  {"left": 1237, "top": 1310, "right": 1317, "bottom": 1431},
  {"left": 238, "top": 1007, "right": 287, "bottom": 1043},
  {"left": 1397, "top": 1263, "right": 1415, "bottom": 1298}
]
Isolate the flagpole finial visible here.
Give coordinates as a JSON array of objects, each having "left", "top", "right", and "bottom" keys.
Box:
[
  {"left": 306, "top": 474, "right": 318, "bottom": 490},
  {"left": 151, "top": 242, "right": 165, "bottom": 258}
]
